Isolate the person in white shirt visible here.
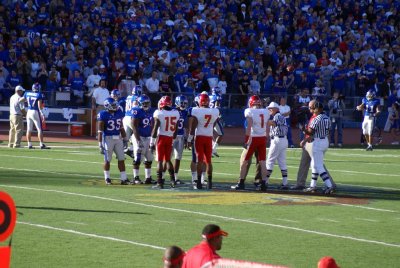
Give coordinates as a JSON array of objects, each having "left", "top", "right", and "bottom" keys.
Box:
[
  {"left": 8, "top": 85, "right": 26, "bottom": 148},
  {"left": 92, "top": 79, "right": 110, "bottom": 114},
  {"left": 231, "top": 95, "right": 269, "bottom": 191},
  {"left": 187, "top": 93, "right": 220, "bottom": 190},
  {"left": 279, "top": 97, "right": 294, "bottom": 148},
  {"left": 86, "top": 68, "right": 102, "bottom": 96},
  {"left": 145, "top": 71, "right": 160, "bottom": 93}
]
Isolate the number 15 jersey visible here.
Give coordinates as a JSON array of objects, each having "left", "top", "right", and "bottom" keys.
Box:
[
  {"left": 153, "top": 109, "right": 180, "bottom": 137},
  {"left": 191, "top": 107, "right": 220, "bottom": 137}
]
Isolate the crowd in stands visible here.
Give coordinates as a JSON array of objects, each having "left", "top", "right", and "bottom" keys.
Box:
[{"left": 0, "top": 0, "right": 399, "bottom": 110}]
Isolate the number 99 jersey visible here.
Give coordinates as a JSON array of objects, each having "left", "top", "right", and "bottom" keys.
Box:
[{"left": 97, "top": 109, "right": 125, "bottom": 136}]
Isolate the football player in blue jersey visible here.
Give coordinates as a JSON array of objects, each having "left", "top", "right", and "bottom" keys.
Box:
[
  {"left": 131, "top": 94, "right": 155, "bottom": 184},
  {"left": 210, "top": 87, "right": 224, "bottom": 157},
  {"left": 22, "top": 82, "right": 50, "bottom": 149},
  {"left": 97, "top": 97, "right": 129, "bottom": 185},
  {"left": 123, "top": 85, "right": 141, "bottom": 158},
  {"left": 111, "top": 89, "right": 126, "bottom": 113},
  {"left": 173, "top": 95, "right": 189, "bottom": 184},
  {"left": 357, "top": 90, "right": 382, "bottom": 151}
]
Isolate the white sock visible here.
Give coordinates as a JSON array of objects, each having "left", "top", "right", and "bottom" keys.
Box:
[
  {"left": 201, "top": 172, "right": 206, "bottom": 183},
  {"left": 162, "top": 172, "right": 165, "bottom": 179},
  {"left": 28, "top": 141, "right": 32, "bottom": 147},
  {"left": 324, "top": 179, "right": 333, "bottom": 188},
  {"left": 310, "top": 179, "right": 317, "bottom": 188},
  {"left": 120, "top": 171, "right": 127, "bottom": 181},
  {"left": 282, "top": 177, "right": 288, "bottom": 186},
  {"left": 129, "top": 145, "right": 133, "bottom": 151},
  {"left": 133, "top": 169, "right": 139, "bottom": 177},
  {"left": 191, "top": 172, "right": 197, "bottom": 183},
  {"left": 104, "top": 170, "right": 110, "bottom": 180},
  {"left": 213, "top": 142, "right": 218, "bottom": 150},
  {"left": 40, "top": 142, "right": 44, "bottom": 147},
  {"left": 175, "top": 173, "right": 179, "bottom": 181},
  {"left": 145, "top": 168, "right": 151, "bottom": 178}
]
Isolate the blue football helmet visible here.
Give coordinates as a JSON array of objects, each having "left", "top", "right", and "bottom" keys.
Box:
[
  {"left": 104, "top": 97, "right": 118, "bottom": 111},
  {"left": 209, "top": 93, "right": 221, "bottom": 108},
  {"left": 194, "top": 94, "right": 201, "bottom": 107},
  {"left": 211, "top": 86, "right": 221, "bottom": 95},
  {"left": 132, "top": 85, "right": 142, "bottom": 96},
  {"left": 111, "top": 89, "right": 121, "bottom": 100},
  {"left": 175, "top": 95, "right": 188, "bottom": 110},
  {"left": 138, "top": 94, "right": 151, "bottom": 110},
  {"left": 366, "top": 90, "right": 375, "bottom": 100},
  {"left": 32, "top": 82, "right": 41, "bottom": 92}
]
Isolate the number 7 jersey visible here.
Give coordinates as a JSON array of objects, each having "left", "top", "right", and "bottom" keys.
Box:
[
  {"left": 153, "top": 109, "right": 180, "bottom": 137},
  {"left": 191, "top": 107, "right": 220, "bottom": 137}
]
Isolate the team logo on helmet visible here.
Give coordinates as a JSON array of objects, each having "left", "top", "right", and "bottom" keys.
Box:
[
  {"left": 104, "top": 97, "right": 118, "bottom": 111},
  {"left": 211, "top": 86, "right": 221, "bottom": 95},
  {"left": 175, "top": 95, "right": 188, "bottom": 110},
  {"left": 138, "top": 94, "right": 151, "bottom": 111}
]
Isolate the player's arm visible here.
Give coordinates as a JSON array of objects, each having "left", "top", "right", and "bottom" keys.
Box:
[
  {"left": 98, "top": 120, "right": 105, "bottom": 154},
  {"left": 131, "top": 117, "right": 141, "bottom": 142},
  {"left": 187, "top": 116, "right": 198, "bottom": 148},
  {"left": 376, "top": 104, "right": 382, "bottom": 115},
  {"left": 150, "top": 117, "right": 160, "bottom": 153},
  {"left": 356, "top": 102, "right": 365, "bottom": 111}
]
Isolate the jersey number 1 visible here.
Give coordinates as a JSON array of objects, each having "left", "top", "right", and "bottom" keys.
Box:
[{"left": 259, "top": 114, "right": 264, "bottom": 128}]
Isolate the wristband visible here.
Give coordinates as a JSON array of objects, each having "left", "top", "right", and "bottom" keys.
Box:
[{"left": 187, "top": 135, "right": 193, "bottom": 142}]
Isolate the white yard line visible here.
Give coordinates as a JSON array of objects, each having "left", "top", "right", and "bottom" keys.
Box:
[
  {"left": 317, "top": 218, "right": 340, "bottom": 223},
  {"left": 65, "top": 221, "right": 87, "bottom": 225},
  {"left": 355, "top": 218, "right": 379, "bottom": 223},
  {"left": 154, "top": 220, "right": 175, "bottom": 224},
  {"left": 18, "top": 221, "right": 165, "bottom": 250},
  {"left": 113, "top": 221, "right": 135, "bottom": 225},
  {"left": 0, "top": 166, "right": 398, "bottom": 213},
  {"left": 4, "top": 185, "right": 400, "bottom": 248},
  {"left": 275, "top": 218, "right": 299, "bottom": 223}
]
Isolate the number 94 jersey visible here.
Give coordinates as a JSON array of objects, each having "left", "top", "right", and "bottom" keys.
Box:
[
  {"left": 97, "top": 109, "right": 125, "bottom": 136},
  {"left": 191, "top": 107, "right": 220, "bottom": 137}
]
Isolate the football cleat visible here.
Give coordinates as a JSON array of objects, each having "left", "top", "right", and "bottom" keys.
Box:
[
  {"left": 40, "top": 144, "right": 50, "bottom": 149},
  {"left": 153, "top": 183, "right": 164, "bottom": 189},
  {"left": 120, "top": 180, "right": 130, "bottom": 185},
  {"left": 170, "top": 179, "right": 176, "bottom": 188},
  {"left": 105, "top": 178, "right": 112, "bottom": 185},
  {"left": 323, "top": 187, "right": 335, "bottom": 194},
  {"left": 257, "top": 181, "right": 268, "bottom": 192},
  {"left": 212, "top": 151, "right": 220, "bottom": 157},
  {"left": 290, "top": 185, "right": 305, "bottom": 190},
  {"left": 231, "top": 182, "right": 245, "bottom": 190},
  {"left": 133, "top": 176, "right": 143, "bottom": 184},
  {"left": 28, "top": 145, "right": 34, "bottom": 149},
  {"left": 175, "top": 179, "right": 185, "bottom": 185},
  {"left": 124, "top": 149, "right": 134, "bottom": 158},
  {"left": 195, "top": 180, "right": 203, "bottom": 190},
  {"left": 304, "top": 187, "right": 317, "bottom": 193},
  {"left": 144, "top": 177, "right": 155, "bottom": 184},
  {"left": 366, "top": 145, "right": 373, "bottom": 151},
  {"left": 278, "top": 184, "right": 289, "bottom": 190},
  {"left": 207, "top": 179, "right": 212, "bottom": 190}
]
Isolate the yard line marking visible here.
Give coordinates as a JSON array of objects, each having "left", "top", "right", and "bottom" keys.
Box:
[
  {"left": 317, "top": 218, "right": 340, "bottom": 223},
  {"left": 65, "top": 221, "right": 87, "bottom": 225},
  {"left": 275, "top": 218, "right": 299, "bottom": 223},
  {"left": 18, "top": 221, "right": 165, "bottom": 250},
  {"left": 113, "top": 221, "right": 135, "bottom": 225},
  {"left": 2, "top": 153, "right": 400, "bottom": 187},
  {"left": 5, "top": 185, "right": 400, "bottom": 248},
  {"left": 155, "top": 220, "right": 175, "bottom": 224},
  {"left": 0, "top": 166, "right": 398, "bottom": 213},
  {"left": 355, "top": 218, "right": 379, "bottom": 223}
]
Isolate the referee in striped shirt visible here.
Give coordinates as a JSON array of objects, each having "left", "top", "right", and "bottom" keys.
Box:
[
  {"left": 300, "top": 101, "right": 335, "bottom": 194},
  {"left": 265, "top": 102, "right": 289, "bottom": 190}
]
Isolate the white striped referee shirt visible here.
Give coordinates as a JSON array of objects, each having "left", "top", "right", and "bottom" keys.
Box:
[
  {"left": 309, "top": 113, "right": 331, "bottom": 138},
  {"left": 269, "top": 113, "right": 288, "bottom": 137}
]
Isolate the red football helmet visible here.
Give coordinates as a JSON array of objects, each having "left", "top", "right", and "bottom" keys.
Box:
[
  {"left": 158, "top": 95, "right": 172, "bottom": 109},
  {"left": 248, "top": 95, "right": 261, "bottom": 107},
  {"left": 198, "top": 93, "right": 210, "bottom": 107}
]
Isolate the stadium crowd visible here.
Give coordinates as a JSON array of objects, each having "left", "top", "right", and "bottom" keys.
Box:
[{"left": 0, "top": 0, "right": 399, "bottom": 110}]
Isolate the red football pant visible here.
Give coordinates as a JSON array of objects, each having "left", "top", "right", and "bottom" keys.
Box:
[
  {"left": 157, "top": 135, "right": 173, "bottom": 162},
  {"left": 244, "top": 136, "right": 266, "bottom": 161},
  {"left": 195, "top": 136, "right": 213, "bottom": 164}
]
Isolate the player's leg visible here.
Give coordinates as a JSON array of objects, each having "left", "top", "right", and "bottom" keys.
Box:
[
  {"left": 265, "top": 138, "right": 279, "bottom": 186},
  {"left": 277, "top": 139, "right": 289, "bottom": 189},
  {"left": 115, "top": 139, "right": 129, "bottom": 184},
  {"left": 164, "top": 138, "right": 175, "bottom": 187},
  {"left": 143, "top": 137, "right": 154, "bottom": 184},
  {"left": 233, "top": 138, "right": 257, "bottom": 190},
  {"left": 257, "top": 138, "right": 268, "bottom": 191},
  {"left": 173, "top": 135, "right": 185, "bottom": 184},
  {"left": 155, "top": 137, "right": 166, "bottom": 188},
  {"left": 35, "top": 111, "right": 46, "bottom": 148},
  {"left": 8, "top": 115, "right": 16, "bottom": 147},
  {"left": 103, "top": 137, "right": 113, "bottom": 185},
  {"left": 212, "top": 121, "right": 224, "bottom": 157},
  {"left": 123, "top": 116, "right": 134, "bottom": 158},
  {"left": 14, "top": 114, "right": 24, "bottom": 147},
  {"left": 195, "top": 136, "right": 206, "bottom": 189},
  {"left": 203, "top": 137, "right": 213, "bottom": 189},
  {"left": 26, "top": 111, "right": 34, "bottom": 148},
  {"left": 132, "top": 136, "right": 142, "bottom": 183},
  {"left": 190, "top": 141, "right": 197, "bottom": 184}
]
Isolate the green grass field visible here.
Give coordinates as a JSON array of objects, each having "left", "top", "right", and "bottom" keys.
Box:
[{"left": 1, "top": 143, "right": 399, "bottom": 268}]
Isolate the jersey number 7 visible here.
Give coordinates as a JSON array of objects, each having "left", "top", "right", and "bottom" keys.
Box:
[{"left": 204, "top": 114, "right": 212, "bottom": 127}]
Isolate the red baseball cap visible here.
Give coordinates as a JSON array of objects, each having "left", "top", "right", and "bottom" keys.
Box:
[{"left": 318, "top": 256, "right": 340, "bottom": 268}]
